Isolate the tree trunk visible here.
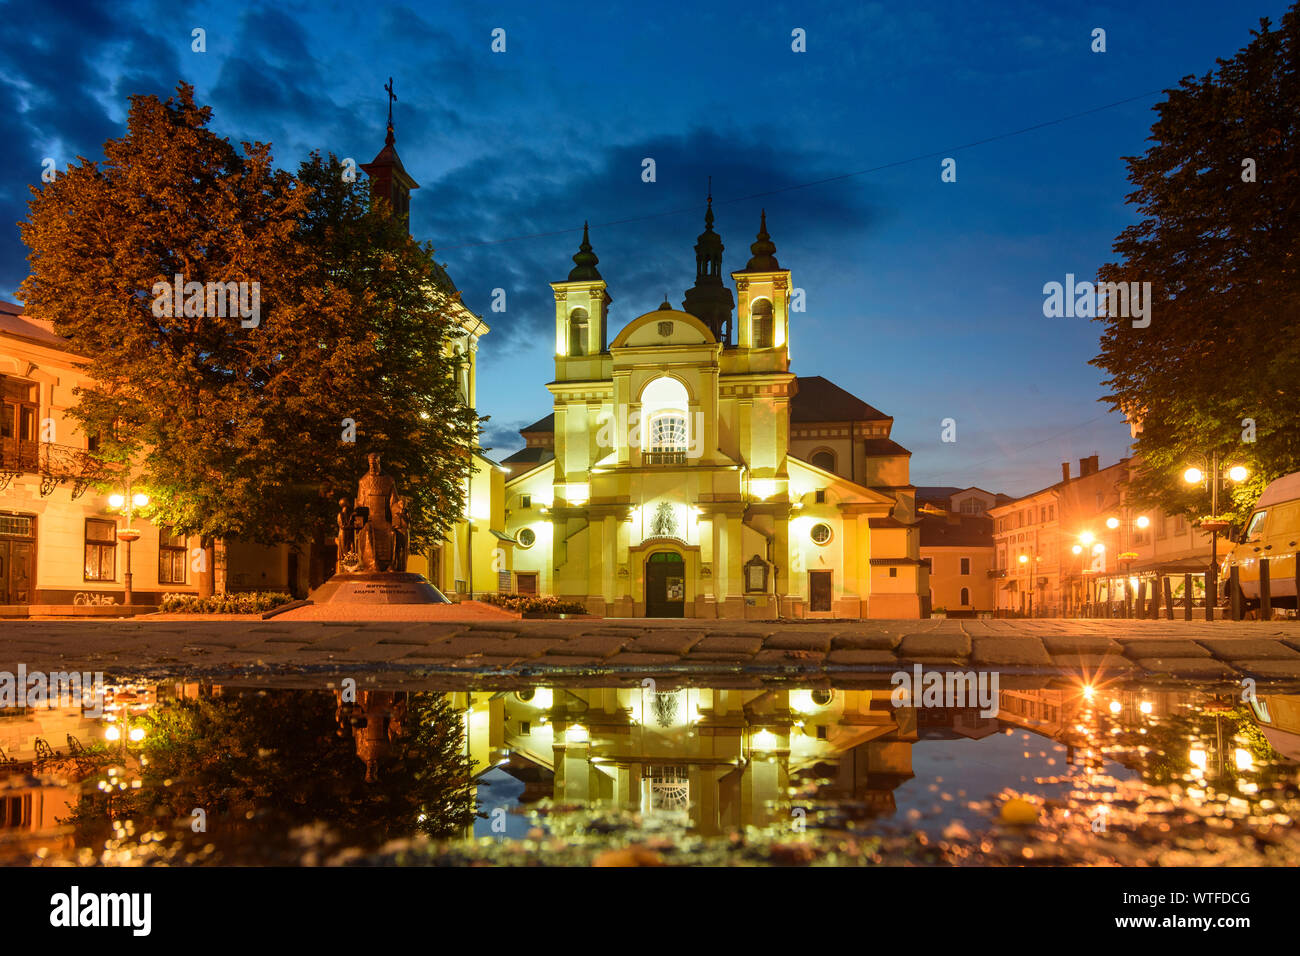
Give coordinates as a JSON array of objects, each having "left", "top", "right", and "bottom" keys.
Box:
[{"left": 197, "top": 535, "right": 216, "bottom": 598}]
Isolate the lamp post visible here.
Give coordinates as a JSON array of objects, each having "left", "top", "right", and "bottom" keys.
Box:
[
  {"left": 108, "top": 481, "right": 149, "bottom": 608},
  {"left": 1183, "top": 454, "right": 1248, "bottom": 619}
]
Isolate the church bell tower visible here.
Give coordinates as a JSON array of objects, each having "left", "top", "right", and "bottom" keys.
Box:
[
  {"left": 681, "top": 186, "right": 735, "bottom": 344},
  {"left": 360, "top": 77, "right": 419, "bottom": 222}
]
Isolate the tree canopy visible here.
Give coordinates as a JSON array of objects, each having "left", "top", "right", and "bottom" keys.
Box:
[
  {"left": 1092, "top": 9, "right": 1300, "bottom": 524},
  {"left": 19, "top": 83, "right": 480, "bottom": 550}
]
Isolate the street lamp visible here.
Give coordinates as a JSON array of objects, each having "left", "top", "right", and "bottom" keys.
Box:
[
  {"left": 108, "top": 485, "right": 149, "bottom": 608},
  {"left": 1183, "top": 454, "right": 1248, "bottom": 616}
]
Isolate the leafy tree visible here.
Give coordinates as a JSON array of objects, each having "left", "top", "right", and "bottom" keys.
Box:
[
  {"left": 1091, "top": 9, "right": 1300, "bottom": 525},
  {"left": 19, "top": 84, "right": 479, "bottom": 591}
]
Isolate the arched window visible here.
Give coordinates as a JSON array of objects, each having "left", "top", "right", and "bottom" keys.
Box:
[
  {"left": 750, "top": 297, "right": 774, "bottom": 348},
  {"left": 810, "top": 449, "right": 835, "bottom": 473},
  {"left": 960, "top": 587, "right": 971, "bottom": 606},
  {"left": 640, "top": 376, "right": 690, "bottom": 463},
  {"left": 960, "top": 498, "right": 983, "bottom": 514},
  {"left": 569, "top": 308, "right": 589, "bottom": 356}
]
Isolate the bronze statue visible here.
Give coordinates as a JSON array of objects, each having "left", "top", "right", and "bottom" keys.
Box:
[
  {"left": 391, "top": 494, "right": 409, "bottom": 572},
  {"left": 335, "top": 497, "right": 355, "bottom": 574},
  {"left": 356, "top": 452, "right": 398, "bottom": 572}
]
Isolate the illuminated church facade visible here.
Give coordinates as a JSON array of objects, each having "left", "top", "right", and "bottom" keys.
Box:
[{"left": 501, "top": 204, "right": 927, "bottom": 619}]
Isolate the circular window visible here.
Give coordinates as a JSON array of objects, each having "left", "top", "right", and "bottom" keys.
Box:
[
  {"left": 810, "top": 523, "right": 833, "bottom": 545},
  {"left": 517, "top": 528, "right": 536, "bottom": 548},
  {"left": 515, "top": 689, "right": 535, "bottom": 703},
  {"left": 810, "top": 689, "right": 834, "bottom": 707}
]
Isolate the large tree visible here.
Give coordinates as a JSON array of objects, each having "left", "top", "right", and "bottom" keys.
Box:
[
  {"left": 19, "top": 84, "right": 479, "bottom": 588},
  {"left": 1092, "top": 9, "right": 1300, "bottom": 525}
]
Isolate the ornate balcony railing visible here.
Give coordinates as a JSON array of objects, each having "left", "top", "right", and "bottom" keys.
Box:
[
  {"left": 0, "top": 438, "right": 121, "bottom": 498},
  {"left": 643, "top": 450, "right": 687, "bottom": 465}
]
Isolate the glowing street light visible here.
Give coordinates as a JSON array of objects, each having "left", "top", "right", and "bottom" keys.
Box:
[
  {"left": 1183, "top": 466, "right": 1204, "bottom": 485},
  {"left": 1106, "top": 516, "right": 1120, "bottom": 530},
  {"left": 1227, "top": 465, "right": 1248, "bottom": 483}
]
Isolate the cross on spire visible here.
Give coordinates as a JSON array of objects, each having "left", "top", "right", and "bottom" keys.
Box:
[{"left": 384, "top": 77, "right": 397, "bottom": 135}]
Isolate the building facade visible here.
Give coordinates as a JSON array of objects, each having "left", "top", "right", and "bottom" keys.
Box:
[
  {"left": 502, "top": 206, "right": 926, "bottom": 618},
  {"left": 0, "top": 302, "right": 202, "bottom": 612}
]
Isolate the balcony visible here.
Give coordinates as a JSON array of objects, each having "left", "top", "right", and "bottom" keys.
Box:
[
  {"left": 0, "top": 438, "right": 120, "bottom": 498},
  {"left": 643, "top": 451, "right": 687, "bottom": 465}
]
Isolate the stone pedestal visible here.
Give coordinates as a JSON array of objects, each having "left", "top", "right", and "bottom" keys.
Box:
[{"left": 308, "top": 572, "right": 449, "bottom": 605}]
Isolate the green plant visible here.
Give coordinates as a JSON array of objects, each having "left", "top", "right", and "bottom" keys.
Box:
[
  {"left": 159, "top": 591, "right": 293, "bottom": 614},
  {"left": 478, "top": 592, "right": 587, "bottom": 615}
]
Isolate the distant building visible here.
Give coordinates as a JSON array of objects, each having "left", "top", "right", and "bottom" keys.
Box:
[
  {"left": 919, "top": 511, "right": 995, "bottom": 615},
  {"left": 500, "top": 206, "right": 926, "bottom": 619}
]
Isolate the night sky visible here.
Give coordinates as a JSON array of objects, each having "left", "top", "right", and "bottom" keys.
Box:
[{"left": 2, "top": 0, "right": 1289, "bottom": 496}]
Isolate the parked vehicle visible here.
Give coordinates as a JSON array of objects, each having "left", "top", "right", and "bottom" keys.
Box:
[{"left": 1222, "top": 471, "right": 1300, "bottom": 611}]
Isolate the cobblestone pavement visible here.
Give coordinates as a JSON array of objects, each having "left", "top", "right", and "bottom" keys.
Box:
[{"left": 3, "top": 617, "right": 1300, "bottom": 689}]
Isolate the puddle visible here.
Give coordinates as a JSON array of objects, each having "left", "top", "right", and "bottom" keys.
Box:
[{"left": 2, "top": 675, "right": 1298, "bottom": 866}]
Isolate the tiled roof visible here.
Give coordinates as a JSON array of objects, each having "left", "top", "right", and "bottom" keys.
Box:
[
  {"left": 791, "top": 376, "right": 889, "bottom": 423},
  {"left": 520, "top": 413, "right": 554, "bottom": 434},
  {"left": 919, "top": 513, "right": 994, "bottom": 548}
]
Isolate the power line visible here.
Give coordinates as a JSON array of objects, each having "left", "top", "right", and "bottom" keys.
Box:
[{"left": 435, "top": 88, "right": 1165, "bottom": 251}]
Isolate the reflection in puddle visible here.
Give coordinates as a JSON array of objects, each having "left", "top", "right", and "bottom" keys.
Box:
[{"left": 2, "top": 678, "right": 1298, "bottom": 865}]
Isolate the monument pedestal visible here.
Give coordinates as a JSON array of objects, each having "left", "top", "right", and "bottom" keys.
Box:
[{"left": 309, "top": 572, "right": 450, "bottom": 606}]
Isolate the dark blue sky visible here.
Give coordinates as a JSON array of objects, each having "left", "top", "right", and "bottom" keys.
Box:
[{"left": 2, "top": 0, "right": 1290, "bottom": 495}]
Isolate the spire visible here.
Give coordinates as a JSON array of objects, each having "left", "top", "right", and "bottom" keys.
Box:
[
  {"left": 567, "top": 221, "right": 602, "bottom": 281},
  {"left": 743, "top": 209, "right": 780, "bottom": 271},
  {"left": 360, "top": 77, "right": 418, "bottom": 222},
  {"left": 659, "top": 293, "right": 671, "bottom": 311},
  {"left": 681, "top": 183, "right": 734, "bottom": 344}
]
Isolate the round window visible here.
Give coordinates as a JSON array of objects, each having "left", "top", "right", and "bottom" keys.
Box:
[
  {"left": 810, "top": 689, "right": 834, "bottom": 707},
  {"left": 517, "top": 528, "right": 536, "bottom": 548},
  {"left": 810, "top": 523, "right": 833, "bottom": 545}
]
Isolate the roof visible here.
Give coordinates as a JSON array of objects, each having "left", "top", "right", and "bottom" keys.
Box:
[
  {"left": 915, "top": 486, "right": 963, "bottom": 503},
  {"left": 919, "top": 513, "right": 994, "bottom": 549},
  {"left": 1256, "top": 471, "right": 1300, "bottom": 509},
  {"left": 520, "top": 413, "right": 554, "bottom": 434},
  {"left": 791, "top": 376, "right": 889, "bottom": 423},
  {"left": 861, "top": 438, "right": 911, "bottom": 457},
  {"left": 502, "top": 446, "right": 555, "bottom": 467},
  {"left": 0, "top": 301, "right": 70, "bottom": 349}
]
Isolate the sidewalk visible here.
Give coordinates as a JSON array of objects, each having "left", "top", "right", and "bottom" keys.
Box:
[{"left": 4, "top": 617, "right": 1299, "bottom": 687}]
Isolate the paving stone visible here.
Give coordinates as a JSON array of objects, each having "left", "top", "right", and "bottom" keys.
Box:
[
  {"left": 624, "top": 632, "right": 703, "bottom": 654},
  {"left": 1195, "top": 638, "right": 1300, "bottom": 660},
  {"left": 970, "top": 636, "right": 1052, "bottom": 667},
  {"left": 899, "top": 633, "right": 972, "bottom": 659},
  {"left": 547, "top": 636, "right": 630, "bottom": 658},
  {"left": 1133, "top": 657, "right": 1240, "bottom": 679},
  {"left": 1229, "top": 660, "right": 1300, "bottom": 679},
  {"left": 1117, "top": 639, "right": 1214, "bottom": 658},
  {"left": 764, "top": 632, "right": 834, "bottom": 652},
  {"left": 689, "top": 636, "right": 764, "bottom": 656},
  {"left": 831, "top": 631, "right": 902, "bottom": 650},
  {"left": 825, "top": 649, "right": 899, "bottom": 666},
  {"left": 1040, "top": 635, "right": 1122, "bottom": 655}
]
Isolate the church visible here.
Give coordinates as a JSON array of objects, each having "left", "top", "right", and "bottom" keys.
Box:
[{"left": 499, "top": 202, "right": 928, "bottom": 618}]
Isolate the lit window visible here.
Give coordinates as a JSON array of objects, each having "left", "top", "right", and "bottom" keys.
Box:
[
  {"left": 751, "top": 298, "right": 774, "bottom": 348},
  {"left": 649, "top": 415, "right": 688, "bottom": 452},
  {"left": 569, "top": 308, "right": 589, "bottom": 356},
  {"left": 84, "top": 519, "right": 117, "bottom": 582}
]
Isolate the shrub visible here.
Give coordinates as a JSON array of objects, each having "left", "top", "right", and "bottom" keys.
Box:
[
  {"left": 159, "top": 591, "right": 294, "bottom": 614},
  {"left": 478, "top": 593, "right": 588, "bottom": 615}
]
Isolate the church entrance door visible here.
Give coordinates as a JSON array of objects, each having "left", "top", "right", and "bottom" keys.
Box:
[{"left": 645, "top": 552, "right": 685, "bottom": 618}]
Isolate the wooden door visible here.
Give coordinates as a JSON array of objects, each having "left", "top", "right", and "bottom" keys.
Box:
[
  {"left": 809, "top": 570, "right": 832, "bottom": 613},
  {"left": 645, "top": 552, "right": 685, "bottom": 617}
]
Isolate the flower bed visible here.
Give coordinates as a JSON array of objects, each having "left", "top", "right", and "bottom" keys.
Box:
[
  {"left": 159, "top": 591, "right": 294, "bottom": 614},
  {"left": 478, "top": 593, "right": 588, "bottom": 615}
]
